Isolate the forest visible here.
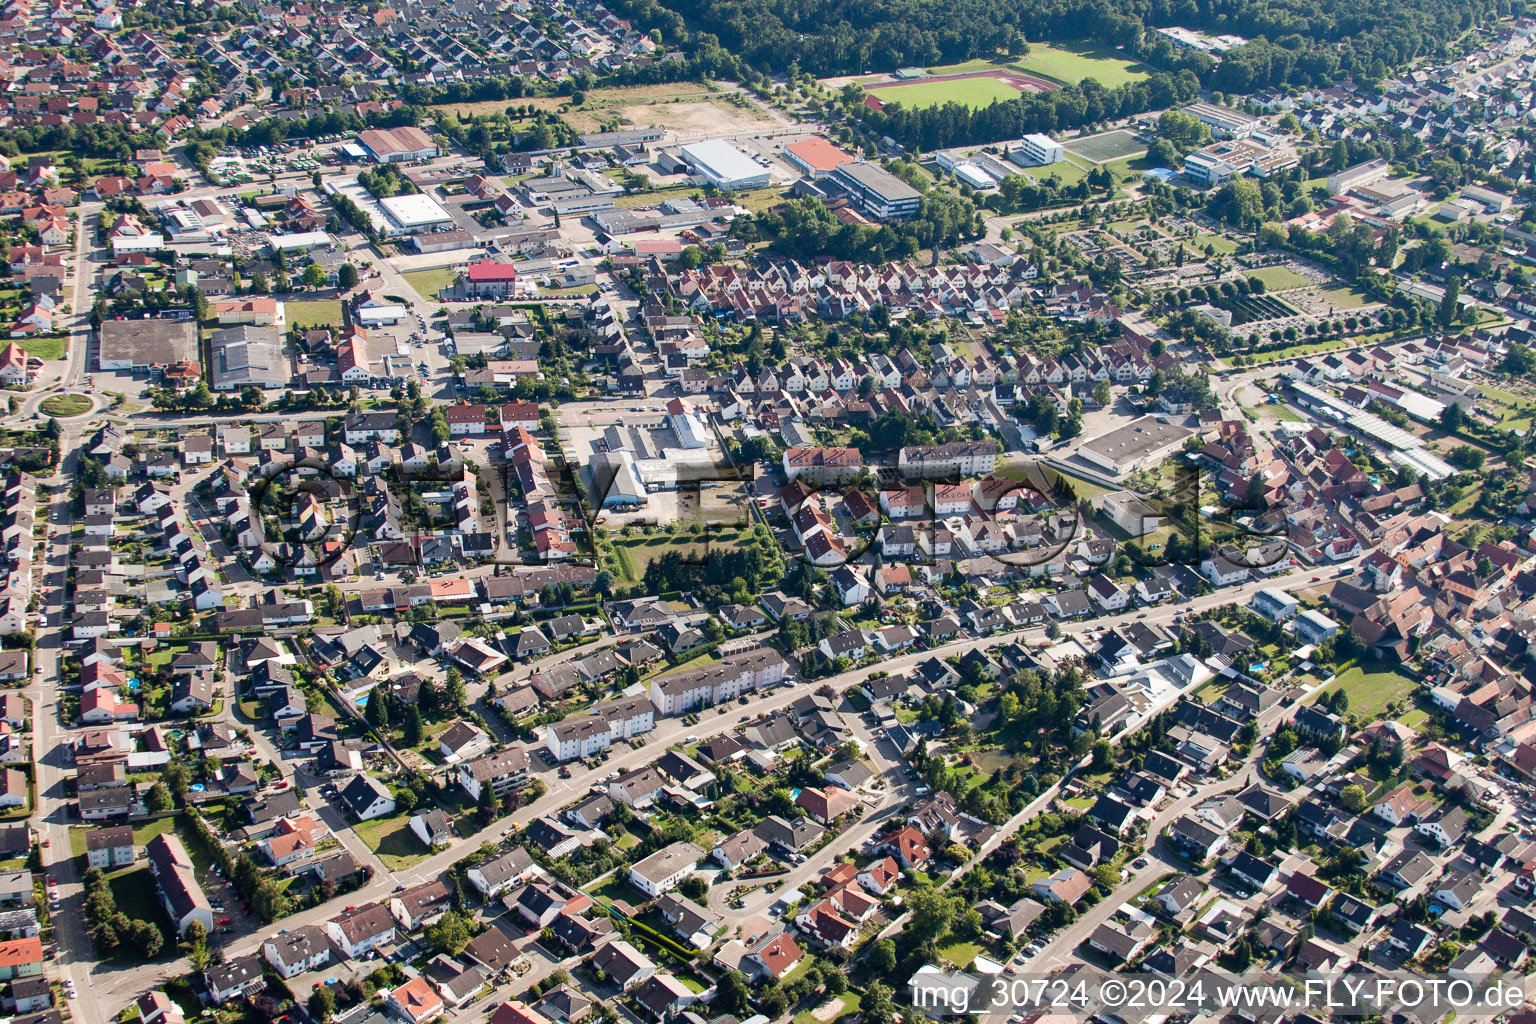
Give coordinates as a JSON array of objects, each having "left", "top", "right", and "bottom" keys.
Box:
[
  {"left": 613, "top": 0, "right": 1496, "bottom": 87},
  {"left": 609, "top": 0, "right": 1503, "bottom": 152}
]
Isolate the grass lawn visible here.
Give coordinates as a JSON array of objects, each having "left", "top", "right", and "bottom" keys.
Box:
[
  {"left": 39, "top": 394, "right": 91, "bottom": 417},
  {"left": 611, "top": 529, "right": 754, "bottom": 584},
  {"left": 1311, "top": 660, "right": 1417, "bottom": 720},
  {"left": 1051, "top": 469, "right": 1115, "bottom": 499},
  {"left": 132, "top": 816, "right": 179, "bottom": 847},
  {"left": 1190, "top": 233, "right": 1240, "bottom": 255},
  {"left": 1256, "top": 337, "right": 1351, "bottom": 362},
  {"left": 873, "top": 77, "right": 1021, "bottom": 110},
  {"left": 108, "top": 867, "right": 174, "bottom": 941},
  {"left": 351, "top": 814, "right": 430, "bottom": 870},
  {"left": 938, "top": 941, "right": 984, "bottom": 968},
  {"left": 1317, "top": 286, "right": 1371, "bottom": 310},
  {"left": 585, "top": 872, "right": 653, "bottom": 907},
  {"left": 1450, "top": 482, "right": 1482, "bottom": 516},
  {"left": 402, "top": 268, "right": 457, "bottom": 301},
  {"left": 285, "top": 299, "right": 345, "bottom": 330},
  {"left": 1249, "top": 266, "right": 1312, "bottom": 291},
  {"left": 15, "top": 335, "right": 67, "bottom": 360},
  {"left": 1398, "top": 708, "right": 1428, "bottom": 729},
  {"left": 1016, "top": 157, "right": 1090, "bottom": 186}
]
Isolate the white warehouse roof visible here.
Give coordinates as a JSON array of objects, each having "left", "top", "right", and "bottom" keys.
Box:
[
  {"left": 379, "top": 193, "right": 454, "bottom": 230},
  {"left": 680, "top": 140, "right": 766, "bottom": 186}
]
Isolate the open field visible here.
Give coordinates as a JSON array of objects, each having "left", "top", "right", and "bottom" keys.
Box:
[
  {"left": 1065, "top": 130, "right": 1145, "bottom": 163},
  {"left": 402, "top": 268, "right": 457, "bottom": 301},
  {"left": 1311, "top": 661, "right": 1416, "bottom": 720},
  {"left": 14, "top": 335, "right": 67, "bottom": 360},
  {"left": 869, "top": 76, "right": 1025, "bottom": 110},
  {"left": 1249, "top": 266, "right": 1312, "bottom": 291},
  {"left": 436, "top": 83, "right": 772, "bottom": 135},
  {"left": 285, "top": 299, "right": 345, "bottom": 329}
]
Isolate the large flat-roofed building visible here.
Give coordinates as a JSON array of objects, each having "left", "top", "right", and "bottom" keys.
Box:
[
  {"left": 1014, "top": 133, "right": 1064, "bottom": 165},
  {"left": 210, "top": 326, "right": 289, "bottom": 391},
  {"left": 1182, "top": 102, "right": 1261, "bottom": 139},
  {"left": 784, "top": 137, "right": 855, "bottom": 179},
  {"left": 358, "top": 127, "right": 439, "bottom": 163},
  {"left": 1461, "top": 184, "right": 1512, "bottom": 213},
  {"left": 679, "top": 140, "right": 771, "bottom": 190},
  {"left": 1183, "top": 138, "right": 1298, "bottom": 186},
  {"left": 98, "top": 318, "right": 198, "bottom": 372},
  {"left": 1326, "top": 158, "right": 1389, "bottom": 194},
  {"left": 379, "top": 194, "right": 456, "bottom": 236},
  {"left": 831, "top": 162, "right": 922, "bottom": 220},
  {"left": 1077, "top": 416, "right": 1195, "bottom": 477}
]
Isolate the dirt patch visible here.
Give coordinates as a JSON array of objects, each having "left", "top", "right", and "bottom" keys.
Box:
[
  {"left": 811, "top": 999, "right": 849, "bottom": 1022},
  {"left": 437, "top": 83, "right": 772, "bottom": 135}
]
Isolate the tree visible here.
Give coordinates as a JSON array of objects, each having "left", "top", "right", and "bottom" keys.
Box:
[
  {"left": 425, "top": 910, "right": 473, "bottom": 954},
  {"left": 862, "top": 982, "right": 897, "bottom": 1024},
  {"left": 309, "top": 988, "right": 336, "bottom": 1024},
  {"left": 182, "top": 919, "right": 212, "bottom": 970},
  {"left": 1438, "top": 277, "right": 1461, "bottom": 328},
  {"left": 714, "top": 972, "right": 752, "bottom": 1016},
  {"left": 301, "top": 263, "right": 327, "bottom": 289},
  {"left": 251, "top": 876, "right": 290, "bottom": 921},
  {"left": 402, "top": 705, "right": 424, "bottom": 746},
  {"left": 162, "top": 761, "right": 191, "bottom": 800},
  {"left": 678, "top": 876, "right": 709, "bottom": 901},
  {"left": 908, "top": 886, "right": 961, "bottom": 945},
  {"left": 366, "top": 691, "right": 390, "bottom": 730},
  {"left": 870, "top": 938, "right": 897, "bottom": 974},
  {"left": 145, "top": 782, "right": 174, "bottom": 813},
  {"left": 445, "top": 666, "right": 466, "bottom": 710},
  {"left": 337, "top": 263, "right": 359, "bottom": 291},
  {"left": 594, "top": 570, "right": 614, "bottom": 599},
  {"left": 1340, "top": 784, "right": 1367, "bottom": 814},
  {"left": 478, "top": 781, "right": 501, "bottom": 823},
  {"left": 129, "top": 919, "right": 163, "bottom": 957},
  {"left": 1440, "top": 403, "right": 1464, "bottom": 431}
]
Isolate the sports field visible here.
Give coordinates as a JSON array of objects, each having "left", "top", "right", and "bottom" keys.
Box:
[
  {"left": 868, "top": 75, "right": 1026, "bottom": 111},
  {"left": 1014, "top": 42, "right": 1151, "bottom": 88},
  {"left": 928, "top": 43, "right": 1151, "bottom": 89},
  {"left": 1064, "top": 130, "right": 1145, "bottom": 163}
]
